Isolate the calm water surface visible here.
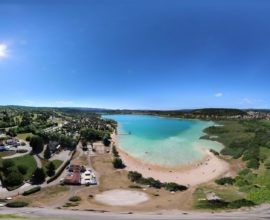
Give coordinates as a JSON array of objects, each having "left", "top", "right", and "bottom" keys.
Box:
[{"left": 103, "top": 114, "right": 223, "bottom": 166}]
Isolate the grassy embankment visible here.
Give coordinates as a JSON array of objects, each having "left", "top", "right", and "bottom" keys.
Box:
[{"left": 194, "top": 120, "right": 270, "bottom": 209}]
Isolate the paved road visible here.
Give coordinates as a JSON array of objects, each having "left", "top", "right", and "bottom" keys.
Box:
[{"left": 1, "top": 204, "right": 270, "bottom": 220}]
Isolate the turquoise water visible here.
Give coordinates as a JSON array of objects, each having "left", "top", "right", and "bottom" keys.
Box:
[{"left": 103, "top": 114, "right": 223, "bottom": 167}]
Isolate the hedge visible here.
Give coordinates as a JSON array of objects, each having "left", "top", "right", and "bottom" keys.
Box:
[
  {"left": 22, "top": 186, "right": 41, "bottom": 196},
  {"left": 46, "top": 148, "right": 76, "bottom": 184},
  {"left": 47, "top": 160, "right": 70, "bottom": 183},
  {"left": 69, "top": 196, "right": 81, "bottom": 202},
  {"left": 6, "top": 201, "right": 28, "bottom": 208}
]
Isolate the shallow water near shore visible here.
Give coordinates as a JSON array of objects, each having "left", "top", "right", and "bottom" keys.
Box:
[{"left": 103, "top": 114, "right": 223, "bottom": 166}]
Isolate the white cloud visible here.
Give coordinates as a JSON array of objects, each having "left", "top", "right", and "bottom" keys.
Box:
[
  {"left": 214, "top": 93, "right": 223, "bottom": 97},
  {"left": 0, "top": 43, "right": 8, "bottom": 58}
]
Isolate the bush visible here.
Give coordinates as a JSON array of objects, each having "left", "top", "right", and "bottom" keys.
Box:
[
  {"left": 17, "top": 164, "right": 28, "bottom": 175},
  {"left": 32, "top": 168, "right": 46, "bottom": 184},
  {"left": 112, "top": 157, "right": 125, "bottom": 169},
  {"left": 128, "top": 171, "right": 142, "bottom": 182},
  {"left": 227, "top": 199, "right": 255, "bottom": 209},
  {"left": 5, "top": 171, "right": 24, "bottom": 187},
  {"left": 47, "top": 160, "right": 70, "bottom": 184},
  {"left": 138, "top": 177, "right": 162, "bottom": 189},
  {"left": 2, "top": 159, "right": 15, "bottom": 171},
  {"left": 16, "top": 149, "right": 28, "bottom": 153},
  {"left": 44, "top": 146, "right": 51, "bottom": 160},
  {"left": 210, "top": 149, "right": 220, "bottom": 156},
  {"left": 23, "top": 186, "right": 41, "bottom": 196},
  {"left": 197, "top": 199, "right": 229, "bottom": 209},
  {"left": 164, "top": 182, "right": 188, "bottom": 191},
  {"left": 112, "top": 145, "right": 119, "bottom": 157},
  {"left": 46, "top": 162, "right": 56, "bottom": 177},
  {"left": 69, "top": 196, "right": 81, "bottom": 202},
  {"left": 247, "top": 158, "right": 260, "bottom": 169},
  {"left": 6, "top": 201, "right": 28, "bottom": 208},
  {"left": 215, "top": 177, "right": 235, "bottom": 185}
]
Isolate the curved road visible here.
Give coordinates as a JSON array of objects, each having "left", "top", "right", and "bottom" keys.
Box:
[{"left": 1, "top": 204, "right": 270, "bottom": 220}]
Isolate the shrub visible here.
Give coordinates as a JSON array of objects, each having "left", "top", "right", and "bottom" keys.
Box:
[
  {"left": 23, "top": 186, "right": 41, "bottom": 196},
  {"left": 2, "top": 159, "right": 15, "bottom": 171},
  {"left": 227, "top": 199, "right": 255, "bottom": 209},
  {"left": 210, "top": 149, "right": 220, "bottom": 156},
  {"left": 196, "top": 199, "right": 229, "bottom": 209},
  {"left": 247, "top": 188, "right": 270, "bottom": 204},
  {"left": 17, "top": 164, "right": 28, "bottom": 175},
  {"left": 164, "top": 182, "right": 188, "bottom": 191},
  {"left": 112, "top": 157, "right": 125, "bottom": 169},
  {"left": 32, "top": 168, "right": 46, "bottom": 184},
  {"left": 138, "top": 177, "right": 162, "bottom": 189},
  {"left": 128, "top": 171, "right": 142, "bottom": 182},
  {"left": 5, "top": 171, "right": 24, "bottom": 187},
  {"left": 69, "top": 196, "right": 81, "bottom": 202},
  {"left": 47, "top": 160, "right": 70, "bottom": 184},
  {"left": 247, "top": 158, "right": 260, "bottom": 169},
  {"left": 112, "top": 145, "right": 119, "bottom": 157},
  {"left": 215, "top": 177, "right": 235, "bottom": 185},
  {"left": 43, "top": 146, "right": 51, "bottom": 160},
  {"left": 46, "top": 162, "right": 56, "bottom": 177},
  {"left": 16, "top": 149, "right": 28, "bottom": 153},
  {"left": 6, "top": 201, "right": 28, "bottom": 208},
  {"left": 129, "top": 185, "right": 142, "bottom": 189}
]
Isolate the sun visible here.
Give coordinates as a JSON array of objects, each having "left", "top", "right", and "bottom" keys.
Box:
[{"left": 0, "top": 44, "right": 8, "bottom": 58}]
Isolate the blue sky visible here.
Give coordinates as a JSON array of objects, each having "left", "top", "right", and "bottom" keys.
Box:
[{"left": 0, "top": 0, "right": 269, "bottom": 109}]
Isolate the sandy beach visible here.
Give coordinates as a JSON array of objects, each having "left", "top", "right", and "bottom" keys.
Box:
[{"left": 112, "top": 133, "right": 230, "bottom": 186}]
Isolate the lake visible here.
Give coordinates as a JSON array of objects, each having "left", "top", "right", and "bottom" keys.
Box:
[{"left": 103, "top": 114, "right": 223, "bottom": 167}]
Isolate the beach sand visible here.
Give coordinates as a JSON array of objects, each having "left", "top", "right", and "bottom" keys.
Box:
[{"left": 112, "top": 133, "right": 230, "bottom": 186}]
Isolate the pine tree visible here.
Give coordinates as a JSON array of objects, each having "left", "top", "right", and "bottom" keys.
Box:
[
  {"left": 44, "top": 146, "right": 51, "bottom": 159},
  {"left": 46, "top": 162, "right": 56, "bottom": 177},
  {"left": 32, "top": 168, "right": 46, "bottom": 184}
]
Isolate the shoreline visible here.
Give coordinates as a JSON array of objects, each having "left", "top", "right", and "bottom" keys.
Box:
[{"left": 111, "top": 133, "right": 230, "bottom": 186}]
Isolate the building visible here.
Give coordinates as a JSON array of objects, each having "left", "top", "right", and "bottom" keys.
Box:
[{"left": 64, "top": 164, "right": 82, "bottom": 185}]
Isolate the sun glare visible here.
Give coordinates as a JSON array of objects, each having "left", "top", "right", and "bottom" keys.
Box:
[{"left": 0, "top": 43, "right": 8, "bottom": 58}]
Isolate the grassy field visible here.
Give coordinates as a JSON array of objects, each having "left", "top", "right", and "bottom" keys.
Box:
[
  {"left": 38, "top": 157, "right": 63, "bottom": 176},
  {"left": 21, "top": 185, "right": 69, "bottom": 207},
  {"left": 16, "top": 132, "right": 33, "bottom": 140},
  {"left": 0, "top": 155, "right": 37, "bottom": 180},
  {"left": 0, "top": 214, "right": 27, "bottom": 219},
  {"left": 200, "top": 119, "right": 270, "bottom": 206}
]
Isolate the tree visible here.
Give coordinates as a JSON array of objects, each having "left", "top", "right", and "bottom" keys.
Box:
[
  {"left": 43, "top": 146, "right": 51, "bottom": 159},
  {"left": 103, "top": 137, "right": 111, "bottom": 147},
  {"left": 30, "top": 135, "right": 44, "bottom": 154},
  {"left": 46, "top": 162, "right": 56, "bottom": 177},
  {"left": 17, "top": 164, "right": 28, "bottom": 175},
  {"left": 32, "top": 168, "right": 46, "bottom": 184},
  {"left": 7, "top": 128, "right": 17, "bottom": 137},
  {"left": 2, "top": 159, "right": 15, "bottom": 171},
  {"left": 128, "top": 171, "right": 142, "bottom": 182},
  {"left": 112, "top": 157, "right": 125, "bottom": 169},
  {"left": 5, "top": 170, "right": 24, "bottom": 187}
]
